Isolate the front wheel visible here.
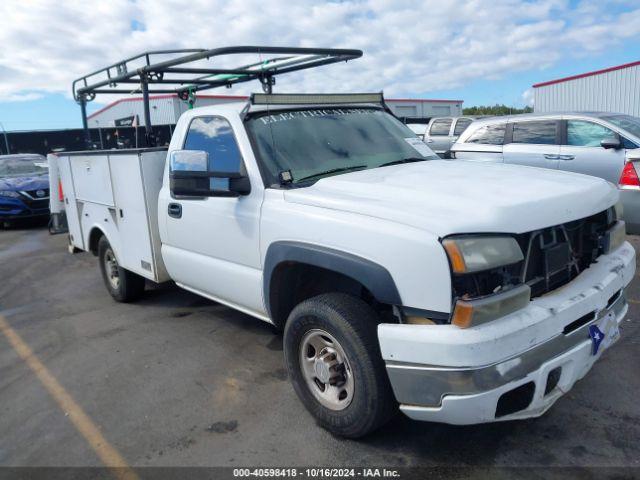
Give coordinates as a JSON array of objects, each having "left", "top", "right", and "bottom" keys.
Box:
[
  {"left": 283, "top": 293, "right": 396, "bottom": 438},
  {"left": 98, "top": 236, "right": 145, "bottom": 302}
]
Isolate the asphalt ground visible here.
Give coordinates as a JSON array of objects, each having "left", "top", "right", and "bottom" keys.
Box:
[{"left": 0, "top": 221, "right": 639, "bottom": 477}]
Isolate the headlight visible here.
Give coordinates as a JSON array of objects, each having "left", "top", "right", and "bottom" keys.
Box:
[
  {"left": 0, "top": 190, "right": 20, "bottom": 198},
  {"left": 442, "top": 236, "right": 524, "bottom": 274},
  {"left": 602, "top": 220, "right": 626, "bottom": 254}
]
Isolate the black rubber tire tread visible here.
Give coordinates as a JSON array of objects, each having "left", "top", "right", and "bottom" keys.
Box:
[
  {"left": 283, "top": 292, "right": 397, "bottom": 438},
  {"left": 98, "top": 236, "right": 145, "bottom": 303}
]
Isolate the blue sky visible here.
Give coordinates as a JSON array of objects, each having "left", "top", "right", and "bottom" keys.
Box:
[{"left": 1, "top": 0, "right": 640, "bottom": 131}]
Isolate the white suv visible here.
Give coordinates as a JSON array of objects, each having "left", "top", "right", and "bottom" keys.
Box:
[{"left": 424, "top": 116, "right": 476, "bottom": 156}]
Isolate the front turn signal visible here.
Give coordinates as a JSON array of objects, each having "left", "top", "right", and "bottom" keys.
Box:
[
  {"left": 451, "top": 284, "right": 531, "bottom": 328},
  {"left": 442, "top": 240, "right": 467, "bottom": 273},
  {"left": 451, "top": 301, "right": 474, "bottom": 328}
]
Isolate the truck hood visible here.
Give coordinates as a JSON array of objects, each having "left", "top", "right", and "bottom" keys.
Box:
[
  {"left": 283, "top": 160, "right": 617, "bottom": 236},
  {"left": 0, "top": 174, "right": 49, "bottom": 192}
]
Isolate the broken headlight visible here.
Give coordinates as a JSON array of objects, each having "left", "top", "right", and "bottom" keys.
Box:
[
  {"left": 607, "top": 200, "right": 624, "bottom": 225},
  {"left": 442, "top": 235, "right": 528, "bottom": 328},
  {"left": 442, "top": 236, "right": 524, "bottom": 274}
]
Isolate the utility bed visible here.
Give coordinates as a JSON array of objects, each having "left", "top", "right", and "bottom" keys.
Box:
[{"left": 56, "top": 148, "right": 170, "bottom": 283}]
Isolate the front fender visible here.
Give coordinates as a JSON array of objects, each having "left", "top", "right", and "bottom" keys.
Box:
[
  {"left": 260, "top": 195, "right": 454, "bottom": 315},
  {"left": 263, "top": 241, "right": 402, "bottom": 319}
]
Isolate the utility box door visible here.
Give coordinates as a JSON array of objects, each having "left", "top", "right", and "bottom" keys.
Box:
[
  {"left": 108, "top": 152, "right": 157, "bottom": 280},
  {"left": 57, "top": 155, "right": 85, "bottom": 250},
  {"left": 70, "top": 155, "right": 115, "bottom": 206}
]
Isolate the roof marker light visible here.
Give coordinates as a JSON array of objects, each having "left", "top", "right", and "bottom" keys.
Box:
[{"left": 250, "top": 93, "right": 384, "bottom": 105}]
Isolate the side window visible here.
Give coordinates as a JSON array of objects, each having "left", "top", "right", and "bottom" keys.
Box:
[
  {"left": 454, "top": 118, "right": 472, "bottom": 135},
  {"left": 622, "top": 136, "right": 638, "bottom": 149},
  {"left": 512, "top": 121, "right": 557, "bottom": 145},
  {"left": 429, "top": 119, "right": 453, "bottom": 136},
  {"left": 184, "top": 116, "right": 243, "bottom": 173},
  {"left": 464, "top": 124, "right": 506, "bottom": 145},
  {"left": 566, "top": 120, "right": 616, "bottom": 147}
]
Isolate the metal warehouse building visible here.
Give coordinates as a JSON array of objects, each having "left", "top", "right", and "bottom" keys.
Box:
[
  {"left": 533, "top": 60, "right": 640, "bottom": 116},
  {"left": 87, "top": 95, "right": 463, "bottom": 127}
]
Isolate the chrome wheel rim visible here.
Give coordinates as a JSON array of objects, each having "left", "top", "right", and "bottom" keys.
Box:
[
  {"left": 299, "top": 328, "right": 354, "bottom": 411},
  {"left": 104, "top": 248, "right": 120, "bottom": 290}
]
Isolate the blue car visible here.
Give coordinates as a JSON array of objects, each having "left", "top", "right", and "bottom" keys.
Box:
[{"left": 0, "top": 154, "right": 50, "bottom": 225}]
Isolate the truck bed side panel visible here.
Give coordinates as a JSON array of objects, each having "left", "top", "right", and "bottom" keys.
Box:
[{"left": 58, "top": 148, "right": 168, "bottom": 283}]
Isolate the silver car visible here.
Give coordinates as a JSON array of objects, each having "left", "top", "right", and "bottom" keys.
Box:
[
  {"left": 424, "top": 116, "right": 476, "bottom": 157},
  {"left": 450, "top": 112, "right": 640, "bottom": 233}
]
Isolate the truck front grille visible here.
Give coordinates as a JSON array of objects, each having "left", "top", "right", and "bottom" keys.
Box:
[
  {"left": 451, "top": 209, "right": 612, "bottom": 300},
  {"left": 515, "top": 209, "right": 610, "bottom": 298}
]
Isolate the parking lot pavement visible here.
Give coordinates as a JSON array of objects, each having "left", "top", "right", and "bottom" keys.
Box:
[{"left": 0, "top": 224, "right": 639, "bottom": 470}]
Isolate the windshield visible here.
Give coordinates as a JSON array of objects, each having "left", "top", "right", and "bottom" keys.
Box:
[
  {"left": 601, "top": 114, "right": 640, "bottom": 140},
  {"left": 245, "top": 107, "right": 438, "bottom": 186},
  {"left": 0, "top": 156, "right": 48, "bottom": 178}
]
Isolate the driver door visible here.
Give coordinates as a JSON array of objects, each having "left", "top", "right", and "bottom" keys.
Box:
[{"left": 160, "top": 114, "right": 266, "bottom": 318}]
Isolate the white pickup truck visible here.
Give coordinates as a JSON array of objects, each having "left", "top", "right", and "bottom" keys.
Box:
[{"left": 56, "top": 91, "right": 635, "bottom": 438}]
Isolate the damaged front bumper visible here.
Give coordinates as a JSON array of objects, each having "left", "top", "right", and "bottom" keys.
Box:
[{"left": 378, "top": 241, "right": 635, "bottom": 425}]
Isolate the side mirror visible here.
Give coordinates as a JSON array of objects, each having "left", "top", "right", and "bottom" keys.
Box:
[
  {"left": 601, "top": 137, "right": 622, "bottom": 150},
  {"left": 169, "top": 150, "right": 251, "bottom": 197},
  {"left": 170, "top": 150, "right": 208, "bottom": 172}
]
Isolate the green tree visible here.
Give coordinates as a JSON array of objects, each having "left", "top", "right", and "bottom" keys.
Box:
[{"left": 463, "top": 104, "right": 533, "bottom": 116}]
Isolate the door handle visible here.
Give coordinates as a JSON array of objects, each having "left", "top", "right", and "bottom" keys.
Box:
[
  {"left": 543, "top": 154, "right": 560, "bottom": 160},
  {"left": 558, "top": 155, "right": 575, "bottom": 161},
  {"left": 426, "top": 139, "right": 434, "bottom": 143},
  {"left": 168, "top": 203, "right": 182, "bottom": 219}
]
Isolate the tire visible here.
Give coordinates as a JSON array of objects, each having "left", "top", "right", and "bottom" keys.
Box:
[
  {"left": 283, "top": 293, "right": 396, "bottom": 438},
  {"left": 98, "top": 236, "right": 145, "bottom": 302}
]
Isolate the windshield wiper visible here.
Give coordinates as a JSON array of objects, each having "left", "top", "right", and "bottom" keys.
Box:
[
  {"left": 295, "top": 165, "right": 368, "bottom": 183},
  {"left": 378, "top": 157, "right": 428, "bottom": 168}
]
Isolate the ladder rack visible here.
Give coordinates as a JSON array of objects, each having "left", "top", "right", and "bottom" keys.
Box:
[{"left": 72, "top": 46, "right": 363, "bottom": 147}]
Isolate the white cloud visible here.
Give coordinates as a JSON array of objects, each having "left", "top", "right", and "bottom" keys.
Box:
[
  {"left": 0, "top": 0, "right": 639, "bottom": 103},
  {"left": 0, "top": 92, "right": 44, "bottom": 103},
  {"left": 522, "top": 88, "right": 534, "bottom": 106}
]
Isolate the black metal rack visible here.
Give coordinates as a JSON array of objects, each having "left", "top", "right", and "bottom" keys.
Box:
[{"left": 72, "top": 46, "right": 363, "bottom": 147}]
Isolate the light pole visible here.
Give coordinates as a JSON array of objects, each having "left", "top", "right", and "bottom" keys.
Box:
[{"left": 0, "top": 122, "right": 9, "bottom": 155}]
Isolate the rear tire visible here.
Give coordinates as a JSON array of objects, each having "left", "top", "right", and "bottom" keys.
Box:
[
  {"left": 98, "top": 236, "right": 145, "bottom": 302},
  {"left": 283, "top": 293, "right": 396, "bottom": 438}
]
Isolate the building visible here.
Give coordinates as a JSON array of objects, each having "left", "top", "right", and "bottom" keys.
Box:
[
  {"left": 385, "top": 98, "right": 463, "bottom": 118},
  {"left": 87, "top": 95, "right": 463, "bottom": 127},
  {"left": 533, "top": 60, "right": 640, "bottom": 116}
]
